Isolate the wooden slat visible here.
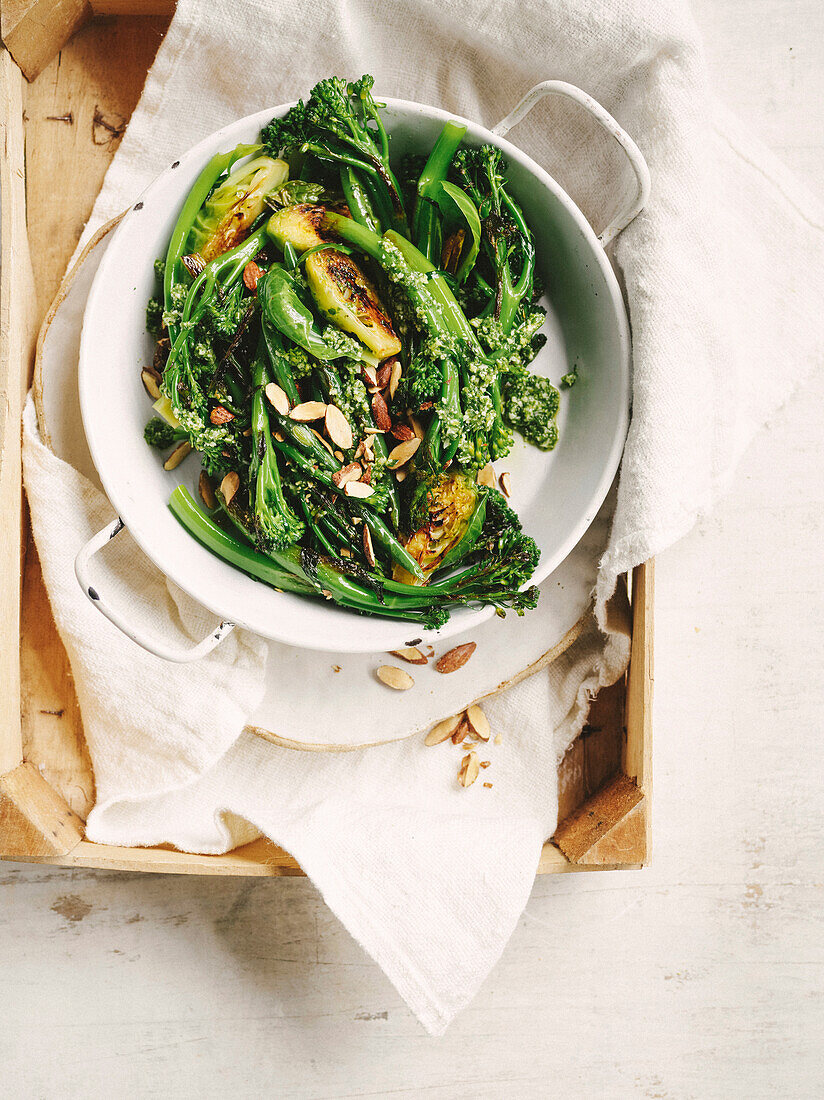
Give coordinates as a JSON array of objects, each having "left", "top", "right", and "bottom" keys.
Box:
[
  {"left": 0, "top": 0, "right": 90, "bottom": 82},
  {"left": 625, "top": 560, "right": 654, "bottom": 788},
  {"left": 0, "top": 762, "right": 85, "bottom": 859},
  {"left": 552, "top": 773, "right": 644, "bottom": 864},
  {"left": 0, "top": 49, "right": 38, "bottom": 777}
]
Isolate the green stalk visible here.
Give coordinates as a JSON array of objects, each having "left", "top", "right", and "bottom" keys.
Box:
[
  {"left": 340, "top": 166, "right": 380, "bottom": 233},
  {"left": 412, "top": 121, "right": 467, "bottom": 263}
]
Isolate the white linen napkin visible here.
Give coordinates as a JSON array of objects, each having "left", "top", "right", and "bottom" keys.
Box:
[{"left": 22, "top": 0, "right": 824, "bottom": 1034}]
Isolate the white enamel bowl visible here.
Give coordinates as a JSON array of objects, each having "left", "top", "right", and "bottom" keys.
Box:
[{"left": 77, "top": 83, "right": 648, "bottom": 657}]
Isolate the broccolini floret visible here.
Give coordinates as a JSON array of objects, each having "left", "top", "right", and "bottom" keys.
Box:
[{"left": 144, "top": 417, "right": 187, "bottom": 450}]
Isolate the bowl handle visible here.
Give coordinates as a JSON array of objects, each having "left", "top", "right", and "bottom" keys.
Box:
[
  {"left": 492, "top": 80, "right": 651, "bottom": 246},
  {"left": 74, "top": 517, "right": 235, "bottom": 663}
]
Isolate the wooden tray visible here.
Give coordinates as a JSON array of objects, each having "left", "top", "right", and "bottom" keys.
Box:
[{"left": 0, "top": 14, "right": 653, "bottom": 877}]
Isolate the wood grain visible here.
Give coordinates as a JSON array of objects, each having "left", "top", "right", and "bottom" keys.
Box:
[
  {"left": 0, "top": 762, "right": 84, "bottom": 859},
  {"left": 0, "top": 50, "right": 38, "bottom": 777}
]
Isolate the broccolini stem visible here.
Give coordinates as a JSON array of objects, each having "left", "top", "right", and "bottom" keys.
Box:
[
  {"left": 412, "top": 120, "right": 467, "bottom": 263},
  {"left": 340, "top": 166, "right": 380, "bottom": 233}
]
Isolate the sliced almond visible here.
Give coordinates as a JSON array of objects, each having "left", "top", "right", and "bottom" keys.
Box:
[
  {"left": 391, "top": 423, "right": 415, "bottom": 442},
  {"left": 363, "top": 525, "right": 376, "bottom": 568},
  {"left": 163, "top": 441, "right": 191, "bottom": 470},
  {"left": 361, "top": 464, "right": 372, "bottom": 485},
  {"left": 435, "top": 642, "right": 477, "bottom": 674},
  {"left": 311, "top": 427, "right": 335, "bottom": 456},
  {"left": 332, "top": 462, "right": 362, "bottom": 487},
  {"left": 210, "top": 405, "right": 234, "bottom": 425},
  {"left": 371, "top": 392, "right": 392, "bottom": 430},
  {"left": 499, "top": 471, "right": 512, "bottom": 498},
  {"left": 424, "top": 714, "right": 462, "bottom": 746},
  {"left": 364, "top": 426, "right": 386, "bottom": 435},
  {"left": 274, "top": 431, "right": 285, "bottom": 443},
  {"left": 394, "top": 469, "right": 407, "bottom": 483},
  {"left": 325, "top": 404, "right": 353, "bottom": 450},
  {"left": 376, "top": 362, "right": 392, "bottom": 387},
  {"left": 376, "top": 665, "right": 414, "bottom": 691},
  {"left": 363, "top": 364, "right": 378, "bottom": 387},
  {"left": 290, "top": 400, "right": 327, "bottom": 422},
  {"left": 390, "top": 646, "right": 427, "bottom": 665},
  {"left": 409, "top": 415, "right": 425, "bottom": 440},
  {"left": 243, "top": 260, "right": 264, "bottom": 291},
  {"left": 465, "top": 704, "right": 490, "bottom": 741},
  {"left": 199, "top": 470, "right": 217, "bottom": 509},
  {"left": 458, "top": 751, "right": 480, "bottom": 788},
  {"left": 483, "top": 782, "right": 493, "bottom": 789},
  {"left": 265, "top": 382, "right": 290, "bottom": 415},
  {"left": 451, "top": 720, "right": 469, "bottom": 745},
  {"left": 141, "top": 367, "right": 162, "bottom": 400},
  {"left": 387, "top": 437, "right": 421, "bottom": 469},
  {"left": 344, "top": 480, "right": 374, "bottom": 498},
  {"left": 480, "top": 760, "right": 491, "bottom": 769},
  {"left": 389, "top": 357, "right": 402, "bottom": 400},
  {"left": 220, "top": 471, "right": 240, "bottom": 506},
  {"left": 477, "top": 463, "right": 496, "bottom": 489},
  {"left": 494, "top": 733, "right": 503, "bottom": 746},
  {"left": 340, "top": 547, "right": 351, "bottom": 558}
]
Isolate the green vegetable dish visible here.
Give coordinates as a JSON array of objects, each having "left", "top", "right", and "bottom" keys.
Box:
[{"left": 144, "top": 75, "right": 568, "bottom": 630}]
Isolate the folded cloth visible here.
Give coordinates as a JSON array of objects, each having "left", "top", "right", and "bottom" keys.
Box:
[{"left": 24, "top": 0, "right": 824, "bottom": 1033}]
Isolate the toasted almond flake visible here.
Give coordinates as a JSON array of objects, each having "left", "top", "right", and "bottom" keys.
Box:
[
  {"left": 274, "top": 431, "right": 285, "bottom": 443},
  {"left": 394, "top": 469, "right": 407, "bottom": 483},
  {"left": 499, "top": 471, "right": 512, "bottom": 497},
  {"left": 390, "top": 646, "right": 427, "bottom": 665},
  {"left": 141, "top": 367, "right": 161, "bottom": 400},
  {"left": 210, "top": 404, "right": 234, "bottom": 425},
  {"left": 325, "top": 404, "right": 353, "bottom": 450},
  {"left": 494, "top": 733, "right": 503, "bottom": 746},
  {"left": 340, "top": 548, "right": 351, "bottom": 558},
  {"left": 344, "top": 480, "right": 374, "bottom": 498},
  {"left": 361, "top": 464, "right": 372, "bottom": 485},
  {"left": 483, "top": 782, "right": 493, "bottom": 789},
  {"left": 363, "top": 525, "right": 376, "bottom": 567},
  {"left": 451, "top": 720, "right": 469, "bottom": 745},
  {"left": 424, "top": 714, "right": 462, "bottom": 746},
  {"left": 371, "top": 391, "right": 392, "bottom": 430},
  {"left": 265, "top": 381, "right": 290, "bottom": 415},
  {"left": 354, "top": 441, "right": 366, "bottom": 459},
  {"left": 364, "top": 426, "right": 386, "bottom": 435},
  {"left": 387, "top": 437, "right": 421, "bottom": 469},
  {"left": 480, "top": 760, "right": 491, "bottom": 769},
  {"left": 310, "top": 427, "right": 335, "bottom": 456},
  {"left": 163, "top": 440, "right": 191, "bottom": 470},
  {"left": 435, "top": 642, "right": 477, "bottom": 674},
  {"left": 458, "top": 751, "right": 480, "bottom": 788},
  {"left": 332, "top": 462, "right": 362, "bottom": 488},
  {"left": 363, "top": 364, "right": 378, "bottom": 387},
  {"left": 199, "top": 471, "right": 217, "bottom": 509},
  {"left": 465, "top": 704, "right": 490, "bottom": 741},
  {"left": 409, "top": 415, "right": 425, "bottom": 440},
  {"left": 477, "top": 463, "right": 496, "bottom": 488},
  {"left": 290, "top": 400, "right": 327, "bottom": 422},
  {"left": 322, "top": 589, "right": 333, "bottom": 600},
  {"left": 389, "top": 358, "right": 402, "bottom": 400},
  {"left": 220, "top": 471, "right": 240, "bottom": 506},
  {"left": 243, "top": 260, "right": 264, "bottom": 291},
  {"left": 376, "top": 665, "right": 414, "bottom": 691},
  {"left": 391, "top": 423, "right": 415, "bottom": 442},
  {"left": 376, "top": 362, "right": 392, "bottom": 387}
]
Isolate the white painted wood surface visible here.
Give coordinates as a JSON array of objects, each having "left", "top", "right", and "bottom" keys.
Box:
[{"left": 2, "top": 3, "right": 823, "bottom": 1095}]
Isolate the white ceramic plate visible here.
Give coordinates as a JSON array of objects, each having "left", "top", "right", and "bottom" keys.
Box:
[{"left": 78, "top": 96, "right": 631, "bottom": 653}]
